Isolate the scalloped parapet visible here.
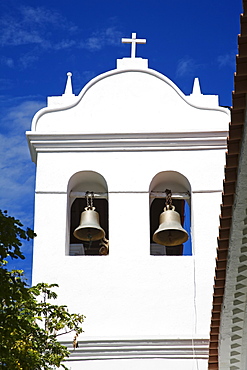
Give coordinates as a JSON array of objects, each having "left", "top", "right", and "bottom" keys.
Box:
[{"left": 30, "top": 65, "right": 229, "bottom": 135}]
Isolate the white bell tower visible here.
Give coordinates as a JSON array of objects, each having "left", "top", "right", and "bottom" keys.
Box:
[{"left": 27, "top": 33, "right": 230, "bottom": 369}]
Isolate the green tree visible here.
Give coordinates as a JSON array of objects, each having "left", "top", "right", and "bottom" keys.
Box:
[{"left": 0, "top": 210, "right": 85, "bottom": 369}]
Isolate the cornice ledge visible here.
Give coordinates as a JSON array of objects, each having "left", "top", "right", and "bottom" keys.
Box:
[
  {"left": 60, "top": 338, "right": 209, "bottom": 361},
  {"left": 26, "top": 131, "right": 228, "bottom": 163}
]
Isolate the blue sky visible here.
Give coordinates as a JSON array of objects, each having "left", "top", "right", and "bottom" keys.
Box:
[{"left": 0, "top": 0, "right": 242, "bottom": 284}]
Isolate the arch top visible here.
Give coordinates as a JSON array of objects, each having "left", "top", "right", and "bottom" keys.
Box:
[
  {"left": 150, "top": 171, "right": 191, "bottom": 194},
  {"left": 68, "top": 171, "right": 108, "bottom": 194}
]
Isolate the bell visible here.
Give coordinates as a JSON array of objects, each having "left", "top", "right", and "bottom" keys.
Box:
[
  {"left": 153, "top": 205, "right": 189, "bottom": 246},
  {"left": 73, "top": 207, "right": 105, "bottom": 241}
]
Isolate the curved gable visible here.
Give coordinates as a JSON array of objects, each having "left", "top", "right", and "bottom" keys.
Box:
[{"left": 32, "top": 67, "right": 229, "bottom": 133}]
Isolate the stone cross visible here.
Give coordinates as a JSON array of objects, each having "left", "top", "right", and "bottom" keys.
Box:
[{"left": 122, "top": 32, "right": 146, "bottom": 58}]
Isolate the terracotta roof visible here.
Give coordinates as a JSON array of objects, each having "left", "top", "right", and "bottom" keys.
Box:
[{"left": 208, "top": 2, "right": 246, "bottom": 369}]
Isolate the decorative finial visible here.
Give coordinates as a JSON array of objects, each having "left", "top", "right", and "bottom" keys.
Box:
[
  {"left": 122, "top": 32, "right": 146, "bottom": 58},
  {"left": 63, "top": 72, "right": 74, "bottom": 96},
  {"left": 192, "top": 77, "right": 202, "bottom": 95}
]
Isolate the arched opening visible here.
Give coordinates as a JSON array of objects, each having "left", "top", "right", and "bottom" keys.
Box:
[
  {"left": 67, "top": 171, "right": 109, "bottom": 256},
  {"left": 149, "top": 171, "right": 192, "bottom": 256}
]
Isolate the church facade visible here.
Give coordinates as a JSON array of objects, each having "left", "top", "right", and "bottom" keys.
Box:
[{"left": 27, "top": 33, "right": 230, "bottom": 369}]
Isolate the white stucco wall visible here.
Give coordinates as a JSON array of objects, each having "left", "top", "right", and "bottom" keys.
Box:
[
  {"left": 27, "top": 57, "right": 229, "bottom": 369},
  {"left": 63, "top": 358, "right": 208, "bottom": 370},
  {"left": 32, "top": 148, "right": 224, "bottom": 337}
]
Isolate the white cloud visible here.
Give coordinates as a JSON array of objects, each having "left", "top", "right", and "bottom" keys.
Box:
[
  {"left": 84, "top": 37, "right": 102, "bottom": 51},
  {"left": 104, "top": 27, "right": 122, "bottom": 46},
  {"left": 80, "top": 27, "right": 122, "bottom": 51},
  {"left": 0, "top": 5, "right": 122, "bottom": 68},
  {"left": 1, "top": 100, "right": 44, "bottom": 130},
  {"left": 0, "top": 100, "right": 44, "bottom": 224},
  {"left": 176, "top": 56, "right": 196, "bottom": 77},
  {"left": 217, "top": 53, "right": 235, "bottom": 69},
  {"left": 1, "top": 56, "right": 14, "bottom": 68},
  {"left": 54, "top": 39, "right": 76, "bottom": 51},
  {"left": 0, "top": 16, "right": 44, "bottom": 47},
  {"left": 20, "top": 6, "right": 77, "bottom": 32},
  {"left": 21, "top": 6, "right": 63, "bottom": 27},
  {"left": 0, "top": 6, "right": 76, "bottom": 48},
  {"left": 19, "top": 54, "right": 39, "bottom": 68}
]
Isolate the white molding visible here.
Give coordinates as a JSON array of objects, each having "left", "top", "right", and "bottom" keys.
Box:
[
  {"left": 26, "top": 131, "right": 227, "bottom": 163},
  {"left": 60, "top": 338, "right": 209, "bottom": 362}
]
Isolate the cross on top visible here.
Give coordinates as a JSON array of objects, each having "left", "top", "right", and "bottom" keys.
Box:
[{"left": 122, "top": 32, "right": 146, "bottom": 58}]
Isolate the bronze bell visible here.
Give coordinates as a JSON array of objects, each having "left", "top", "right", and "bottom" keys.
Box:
[
  {"left": 153, "top": 205, "right": 189, "bottom": 246},
  {"left": 73, "top": 207, "right": 105, "bottom": 242}
]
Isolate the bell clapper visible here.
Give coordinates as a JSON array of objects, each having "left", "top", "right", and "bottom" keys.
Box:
[
  {"left": 168, "top": 230, "right": 173, "bottom": 244},
  {"left": 87, "top": 233, "right": 93, "bottom": 250}
]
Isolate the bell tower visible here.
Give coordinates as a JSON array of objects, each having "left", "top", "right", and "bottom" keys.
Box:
[{"left": 27, "top": 33, "right": 229, "bottom": 369}]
